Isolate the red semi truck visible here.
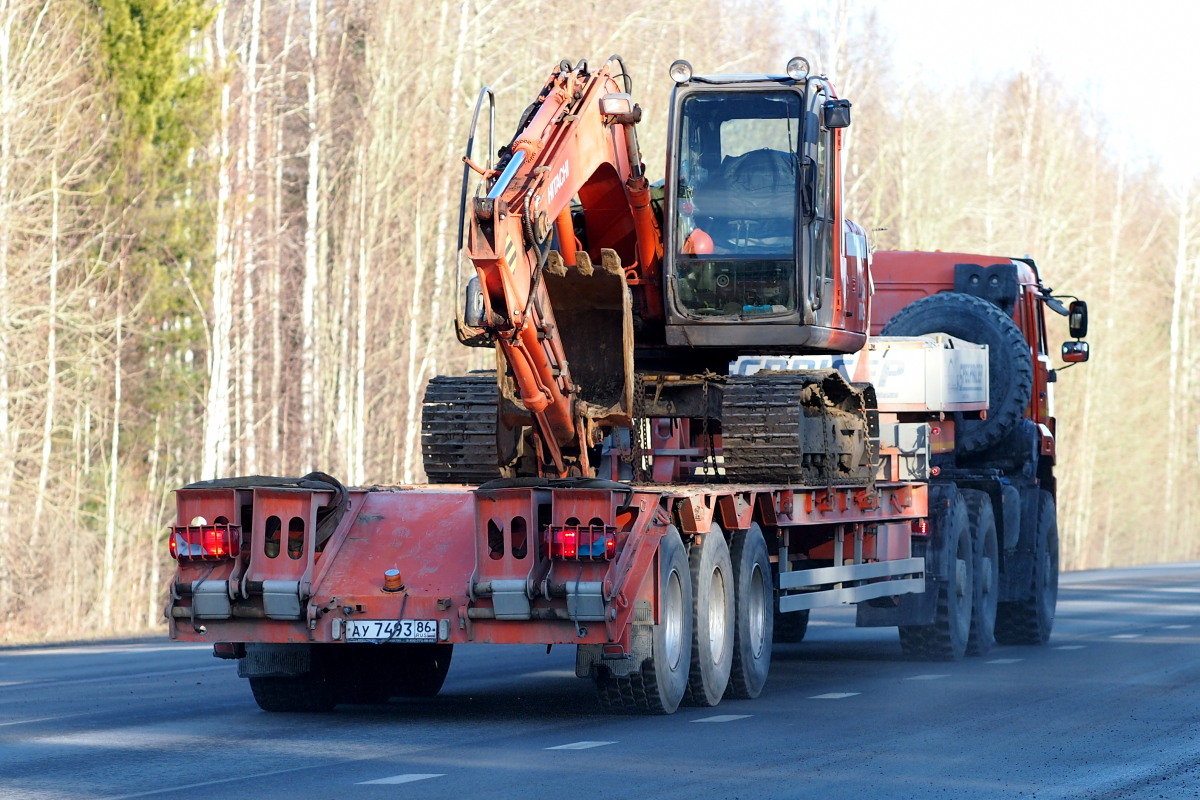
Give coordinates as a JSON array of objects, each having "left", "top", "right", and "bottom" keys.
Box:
[{"left": 166, "top": 57, "right": 1089, "bottom": 714}]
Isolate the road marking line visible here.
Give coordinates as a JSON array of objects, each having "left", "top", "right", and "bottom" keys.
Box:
[
  {"left": 693, "top": 714, "right": 752, "bottom": 722},
  {"left": 104, "top": 763, "right": 360, "bottom": 799},
  {"left": 1111, "top": 633, "right": 1143, "bottom": 639},
  {"left": 547, "top": 741, "right": 615, "bottom": 750},
  {"left": 1054, "top": 645, "right": 1087, "bottom": 650},
  {"left": 809, "top": 692, "right": 859, "bottom": 700},
  {"left": 905, "top": 674, "right": 949, "bottom": 681},
  {"left": 1163, "top": 625, "right": 1192, "bottom": 630},
  {"left": 986, "top": 658, "right": 1024, "bottom": 664},
  {"left": 357, "top": 774, "right": 444, "bottom": 785},
  {"left": 0, "top": 712, "right": 90, "bottom": 727},
  {"left": 0, "top": 665, "right": 228, "bottom": 690}
]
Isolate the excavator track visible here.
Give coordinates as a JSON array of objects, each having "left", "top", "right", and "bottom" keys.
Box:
[
  {"left": 721, "top": 370, "right": 876, "bottom": 486},
  {"left": 421, "top": 373, "right": 501, "bottom": 484}
]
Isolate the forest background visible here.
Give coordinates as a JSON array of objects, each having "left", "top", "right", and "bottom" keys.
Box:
[{"left": 1, "top": 0, "right": 1195, "bottom": 641}]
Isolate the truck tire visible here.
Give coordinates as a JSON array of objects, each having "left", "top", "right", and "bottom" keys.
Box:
[
  {"left": 898, "top": 488, "right": 972, "bottom": 661},
  {"left": 961, "top": 490, "right": 999, "bottom": 657},
  {"left": 773, "top": 608, "right": 810, "bottom": 643},
  {"left": 880, "top": 292, "right": 1033, "bottom": 456},
  {"left": 684, "top": 523, "right": 734, "bottom": 706},
  {"left": 996, "top": 491, "right": 1058, "bottom": 645},
  {"left": 725, "top": 523, "right": 774, "bottom": 699},
  {"left": 595, "top": 527, "right": 693, "bottom": 714}
]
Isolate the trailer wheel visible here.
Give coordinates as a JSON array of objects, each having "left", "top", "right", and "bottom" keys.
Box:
[
  {"left": 880, "top": 292, "right": 1033, "bottom": 456},
  {"left": 642, "top": 527, "right": 693, "bottom": 713},
  {"left": 725, "top": 523, "right": 774, "bottom": 699},
  {"left": 773, "top": 608, "right": 809, "bottom": 643},
  {"left": 996, "top": 491, "right": 1058, "bottom": 645},
  {"left": 899, "top": 488, "right": 972, "bottom": 661},
  {"left": 596, "top": 527, "right": 693, "bottom": 714},
  {"left": 961, "top": 490, "right": 999, "bottom": 657},
  {"left": 247, "top": 648, "right": 339, "bottom": 713},
  {"left": 391, "top": 643, "right": 454, "bottom": 698},
  {"left": 684, "top": 523, "right": 734, "bottom": 706}
]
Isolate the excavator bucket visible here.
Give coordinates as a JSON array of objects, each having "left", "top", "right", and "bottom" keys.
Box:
[{"left": 543, "top": 247, "right": 634, "bottom": 428}]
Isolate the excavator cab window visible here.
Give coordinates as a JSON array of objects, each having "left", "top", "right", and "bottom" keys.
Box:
[{"left": 674, "top": 91, "right": 801, "bottom": 318}]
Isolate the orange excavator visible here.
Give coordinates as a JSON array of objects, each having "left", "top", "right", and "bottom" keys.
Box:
[{"left": 431, "top": 56, "right": 872, "bottom": 481}]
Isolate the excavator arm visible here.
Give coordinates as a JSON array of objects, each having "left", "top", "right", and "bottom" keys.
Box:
[{"left": 463, "top": 57, "right": 663, "bottom": 477}]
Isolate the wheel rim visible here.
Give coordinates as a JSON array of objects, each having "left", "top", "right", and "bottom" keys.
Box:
[
  {"left": 708, "top": 566, "right": 728, "bottom": 665},
  {"left": 748, "top": 563, "right": 766, "bottom": 659},
  {"left": 664, "top": 568, "right": 684, "bottom": 670}
]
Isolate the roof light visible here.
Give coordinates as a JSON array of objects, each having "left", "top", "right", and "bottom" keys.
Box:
[
  {"left": 669, "top": 59, "right": 693, "bottom": 84},
  {"left": 786, "top": 56, "right": 810, "bottom": 81}
]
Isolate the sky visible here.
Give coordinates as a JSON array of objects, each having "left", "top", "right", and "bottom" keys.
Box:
[{"left": 852, "top": 0, "right": 1199, "bottom": 185}]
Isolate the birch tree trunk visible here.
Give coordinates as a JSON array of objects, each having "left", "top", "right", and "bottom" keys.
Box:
[
  {"left": 202, "top": 6, "right": 236, "bottom": 481},
  {"left": 300, "top": 0, "right": 321, "bottom": 471}
]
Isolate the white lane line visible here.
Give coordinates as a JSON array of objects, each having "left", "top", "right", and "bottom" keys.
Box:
[
  {"left": 357, "top": 774, "right": 444, "bottom": 785},
  {"left": 693, "top": 714, "right": 752, "bottom": 722},
  {"left": 987, "top": 658, "right": 1024, "bottom": 664},
  {"left": 0, "top": 665, "right": 228, "bottom": 690},
  {"left": 0, "top": 712, "right": 90, "bottom": 727},
  {"left": 547, "top": 741, "right": 615, "bottom": 750},
  {"left": 905, "top": 674, "right": 949, "bottom": 681},
  {"left": 104, "top": 763, "right": 355, "bottom": 799},
  {"left": 1054, "top": 645, "right": 1087, "bottom": 650},
  {"left": 1163, "top": 625, "right": 1192, "bottom": 630},
  {"left": 809, "top": 693, "right": 859, "bottom": 700},
  {"left": 1111, "top": 633, "right": 1143, "bottom": 639}
]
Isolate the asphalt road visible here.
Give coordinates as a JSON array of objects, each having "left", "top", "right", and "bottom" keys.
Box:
[{"left": 2, "top": 563, "right": 1199, "bottom": 800}]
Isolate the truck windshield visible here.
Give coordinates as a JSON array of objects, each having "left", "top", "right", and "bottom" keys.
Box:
[{"left": 674, "top": 90, "right": 801, "bottom": 319}]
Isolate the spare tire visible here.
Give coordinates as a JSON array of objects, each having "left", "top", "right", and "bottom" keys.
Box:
[{"left": 880, "top": 292, "right": 1032, "bottom": 456}]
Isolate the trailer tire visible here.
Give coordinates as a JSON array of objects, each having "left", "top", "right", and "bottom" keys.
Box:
[
  {"left": 898, "top": 488, "right": 972, "bottom": 661},
  {"left": 596, "top": 527, "right": 693, "bottom": 714},
  {"left": 684, "top": 523, "right": 734, "bottom": 706},
  {"left": 961, "top": 490, "right": 999, "bottom": 657},
  {"left": 773, "top": 608, "right": 810, "bottom": 643},
  {"left": 391, "top": 643, "right": 454, "bottom": 698},
  {"left": 725, "top": 523, "right": 774, "bottom": 700},
  {"left": 996, "top": 491, "right": 1058, "bottom": 645},
  {"left": 880, "top": 292, "right": 1033, "bottom": 456},
  {"left": 248, "top": 662, "right": 338, "bottom": 713}
]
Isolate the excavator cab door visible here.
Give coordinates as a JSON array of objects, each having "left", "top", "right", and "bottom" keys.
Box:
[
  {"left": 805, "top": 85, "right": 836, "bottom": 328},
  {"left": 662, "top": 77, "right": 863, "bottom": 355}
]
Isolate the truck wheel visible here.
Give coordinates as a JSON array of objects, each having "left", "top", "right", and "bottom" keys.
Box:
[
  {"left": 773, "top": 608, "right": 810, "bottom": 643},
  {"left": 961, "top": 490, "right": 999, "bottom": 657},
  {"left": 684, "top": 523, "right": 734, "bottom": 706},
  {"left": 899, "top": 489, "right": 972, "bottom": 661},
  {"left": 880, "top": 292, "right": 1033, "bottom": 456},
  {"left": 391, "top": 643, "right": 454, "bottom": 698},
  {"left": 725, "top": 523, "right": 774, "bottom": 699},
  {"left": 996, "top": 491, "right": 1058, "bottom": 645}
]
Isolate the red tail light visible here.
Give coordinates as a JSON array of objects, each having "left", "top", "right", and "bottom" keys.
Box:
[
  {"left": 548, "top": 526, "right": 617, "bottom": 561},
  {"left": 911, "top": 519, "right": 929, "bottom": 536},
  {"left": 169, "top": 524, "right": 241, "bottom": 561}
]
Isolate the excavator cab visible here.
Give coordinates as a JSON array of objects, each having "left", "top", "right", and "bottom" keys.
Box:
[{"left": 662, "top": 58, "right": 866, "bottom": 355}]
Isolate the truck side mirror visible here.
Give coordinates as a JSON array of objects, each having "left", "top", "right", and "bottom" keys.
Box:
[
  {"left": 1068, "top": 300, "right": 1088, "bottom": 338},
  {"left": 822, "top": 99, "right": 851, "bottom": 129},
  {"left": 1062, "top": 340, "right": 1089, "bottom": 363}
]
